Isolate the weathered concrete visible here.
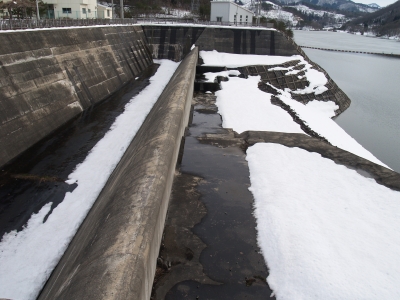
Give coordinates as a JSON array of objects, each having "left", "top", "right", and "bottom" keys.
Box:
[
  {"left": 239, "top": 131, "right": 400, "bottom": 191},
  {"left": 201, "top": 129, "right": 400, "bottom": 191},
  {"left": 38, "top": 47, "right": 198, "bottom": 300},
  {"left": 142, "top": 25, "right": 299, "bottom": 61},
  {"left": 152, "top": 92, "right": 275, "bottom": 300},
  {"left": 0, "top": 25, "right": 152, "bottom": 168},
  {"left": 0, "top": 65, "right": 158, "bottom": 240}
]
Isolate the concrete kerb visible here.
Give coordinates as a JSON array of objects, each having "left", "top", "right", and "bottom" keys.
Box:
[{"left": 38, "top": 48, "right": 198, "bottom": 300}]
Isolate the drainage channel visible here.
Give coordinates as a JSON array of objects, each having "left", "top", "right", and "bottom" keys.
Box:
[
  {"left": 152, "top": 88, "right": 275, "bottom": 299},
  {"left": 0, "top": 64, "right": 159, "bottom": 239}
]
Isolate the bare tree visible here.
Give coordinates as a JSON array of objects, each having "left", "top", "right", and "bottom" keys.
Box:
[{"left": 0, "top": 0, "right": 36, "bottom": 19}]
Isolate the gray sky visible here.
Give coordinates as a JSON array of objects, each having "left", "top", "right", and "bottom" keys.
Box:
[{"left": 355, "top": 0, "right": 398, "bottom": 7}]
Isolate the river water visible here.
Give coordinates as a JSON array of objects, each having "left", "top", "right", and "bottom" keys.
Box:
[{"left": 294, "top": 30, "right": 400, "bottom": 173}]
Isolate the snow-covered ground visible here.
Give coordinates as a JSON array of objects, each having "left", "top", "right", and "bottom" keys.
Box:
[
  {"left": 241, "top": 0, "right": 300, "bottom": 26},
  {"left": 200, "top": 50, "right": 301, "bottom": 68},
  {"left": 199, "top": 50, "right": 388, "bottom": 167},
  {"left": 200, "top": 50, "right": 400, "bottom": 299},
  {"left": 156, "top": 7, "right": 192, "bottom": 18},
  {"left": 215, "top": 74, "right": 304, "bottom": 134},
  {"left": 246, "top": 143, "right": 400, "bottom": 299},
  {"left": 0, "top": 59, "right": 180, "bottom": 300},
  {"left": 288, "top": 4, "right": 346, "bottom": 21}
]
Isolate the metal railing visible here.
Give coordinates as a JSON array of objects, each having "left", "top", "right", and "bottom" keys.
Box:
[
  {"left": 0, "top": 17, "right": 274, "bottom": 31},
  {"left": 138, "top": 18, "right": 274, "bottom": 28},
  {"left": 0, "top": 18, "right": 138, "bottom": 31}
]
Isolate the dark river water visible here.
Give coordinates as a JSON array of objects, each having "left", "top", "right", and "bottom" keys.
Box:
[{"left": 294, "top": 31, "right": 400, "bottom": 173}]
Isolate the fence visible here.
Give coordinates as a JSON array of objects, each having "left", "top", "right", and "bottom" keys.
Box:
[
  {"left": 137, "top": 18, "right": 274, "bottom": 28},
  {"left": 0, "top": 18, "right": 137, "bottom": 31},
  {"left": 0, "top": 17, "right": 274, "bottom": 31}
]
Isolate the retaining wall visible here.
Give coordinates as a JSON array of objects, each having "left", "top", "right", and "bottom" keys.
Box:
[
  {"left": 0, "top": 25, "right": 152, "bottom": 168},
  {"left": 142, "top": 25, "right": 299, "bottom": 61},
  {"left": 38, "top": 47, "right": 198, "bottom": 300}
]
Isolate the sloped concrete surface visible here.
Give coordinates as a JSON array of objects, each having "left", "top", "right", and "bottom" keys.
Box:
[
  {"left": 0, "top": 26, "right": 152, "bottom": 168},
  {"left": 38, "top": 48, "right": 198, "bottom": 300}
]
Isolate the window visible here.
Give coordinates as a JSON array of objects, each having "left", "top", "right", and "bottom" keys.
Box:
[
  {"left": 107, "top": 10, "right": 110, "bottom": 17},
  {"left": 246, "top": 15, "right": 248, "bottom": 24},
  {"left": 82, "top": 8, "right": 86, "bottom": 14},
  {"left": 240, "top": 15, "right": 242, "bottom": 24},
  {"left": 62, "top": 8, "right": 71, "bottom": 14},
  {"left": 216, "top": 17, "right": 222, "bottom": 22},
  {"left": 88, "top": 9, "right": 91, "bottom": 13}
]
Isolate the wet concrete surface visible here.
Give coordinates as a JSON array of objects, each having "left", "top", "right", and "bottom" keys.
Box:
[
  {"left": 152, "top": 92, "right": 275, "bottom": 300},
  {"left": 0, "top": 64, "right": 159, "bottom": 239}
]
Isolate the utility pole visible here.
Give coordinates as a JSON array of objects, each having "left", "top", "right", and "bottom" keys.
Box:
[
  {"left": 35, "top": 0, "right": 40, "bottom": 20},
  {"left": 252, "top": 0, "right": 261, "bottom": 26},
  {"left": 120, "top": 0, "right": 124, "bottom": 19},
  {"left": 111, "top": 0, "right": 114, "bottom": 19},
  {"left": 191, "top": 0, "right": 199, "bottom": 14}
]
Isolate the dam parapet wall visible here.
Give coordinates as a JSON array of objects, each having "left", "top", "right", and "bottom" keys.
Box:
[{"left": 38, "top": 45, "right": 198, "bottom": 300}]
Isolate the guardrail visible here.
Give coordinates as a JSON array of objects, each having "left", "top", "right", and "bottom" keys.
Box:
[{"left": 0, "top": 17, "right": 274, "bottom": 31}]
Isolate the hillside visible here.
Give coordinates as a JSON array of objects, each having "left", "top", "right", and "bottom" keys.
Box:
[
  {"left": 274, "top": 0, "right": 380, "bottom": 13},
  {"left": 344, "top": 0, "right": 400, "bottom": 36}
]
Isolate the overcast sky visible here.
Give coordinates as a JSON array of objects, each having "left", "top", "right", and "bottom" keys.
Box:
[{"left": 355, "top": 0, "right": 398, "bottom": 7}]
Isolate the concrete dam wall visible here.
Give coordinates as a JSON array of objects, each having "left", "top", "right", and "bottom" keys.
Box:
[
  {"left": 142, "top": 25, "right": 299, "bottom": 61},
  {"left": 0, "top": 25, "right": 359, "bottom": 299},
  {"left": 0, "top": 26, "right": 152, "bottom": 168},
  {"left": 0, "top": 25, "right": 302, "bottom": 168}
]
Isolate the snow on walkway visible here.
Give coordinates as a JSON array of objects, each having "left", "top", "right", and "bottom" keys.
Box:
[
  {"left": 246, "top": 143, "right": 400, "bottom": 299},
  {"left": 200, "top": 50, "right": 388, "bottom": 168},
  {"left": 0, "top": 59, "right": 179, "bottom": 300},
  {"left": 214, "top": 74, "right": 303, "bottom": 134},
  {"left": 200, "top": 50, "right": 303, "bottom": 68}
]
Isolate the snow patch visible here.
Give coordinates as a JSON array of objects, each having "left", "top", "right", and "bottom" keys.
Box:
[
  {"left": 200, "top": 50, "right": 388, "bottom": 168},
  {"left": 200, "top": 50, "right": 304, "bottom": 68},
  {"left": 0, "top": 59, "right": 180, "bottom": 300},
  {"left": 215, "top": 75, "right": 303, "bottom": 134},
  {"left": 246, "top": 143, "right": 400, "bottom": 299}
]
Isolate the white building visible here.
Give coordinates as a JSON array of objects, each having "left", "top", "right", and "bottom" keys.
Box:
[
  {"left": 210, "top": 0, "right": 254, "bottom": 25},
  {"left": 97, "top": 4, "right": 113, "bottom": 19},
  {"left": 0, "top": 0, "right": 113, "bottom": 19},
  {"left": 44, "top": 0, "right": 111, "bottom": 19}
]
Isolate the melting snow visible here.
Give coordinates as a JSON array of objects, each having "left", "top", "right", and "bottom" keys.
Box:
[
  {"left": 246, "top": 143, "right": 400, "bottom": 299},
  {"left": 0, "top": 59, "right": 180, "bottom": 300},
  {"left": 200, "top": 50, "right": 388, "bottom": 168}
]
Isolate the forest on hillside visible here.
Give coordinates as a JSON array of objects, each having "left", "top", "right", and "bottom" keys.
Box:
[{"left": 343, "top": 0, "right": 400, "bottom": 36}]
